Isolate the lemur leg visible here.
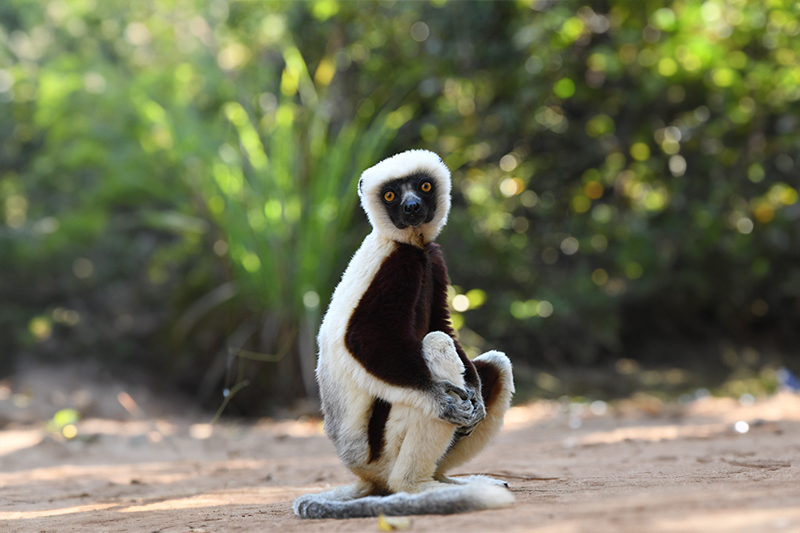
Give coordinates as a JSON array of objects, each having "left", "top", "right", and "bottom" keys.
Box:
[
  {"left": 384, "top": 331, "right": 464, "bottom": 494},
  {"left": 386, "top": 406, "right": 457, "bottom": 493},
  {"left": 434, "top": 351, "right": 514, "bottom": 479}
]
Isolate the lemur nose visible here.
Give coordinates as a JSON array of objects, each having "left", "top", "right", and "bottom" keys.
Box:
[{"left": 403, "top": 200, "right": 421, "bottom": 215}]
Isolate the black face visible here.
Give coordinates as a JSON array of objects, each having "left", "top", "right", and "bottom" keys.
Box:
[{"left": 380, "top": 173, "right": 437, "bottom": 229}]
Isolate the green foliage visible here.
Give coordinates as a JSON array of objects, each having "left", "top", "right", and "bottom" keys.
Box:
[
  {"left": 0, "top": 0, "right": 245, "bottom": 382},
  {"left": 203, "top": 47, "right": 411, "bottom": 401},
  {"left": 2, "top": 0, "right": 800, "bottom": 409},
  {"left": 211, "top": 66, "right": 409, "bottom": 317},
  {"left": 359, "top": 0, "right": 800, "bottom": 377}
]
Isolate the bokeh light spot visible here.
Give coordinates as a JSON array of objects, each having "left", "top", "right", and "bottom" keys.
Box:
[
  {"left": 452, "top": 294, "right": 470, "bottom": 312},
  {"left": 658, "top": 58, "right": 678, "bottom": 77},
  {"left": 72, "top": 258, "right": 94, "bottom": 279},
  {"left": 625, "top": 262, "right": 643, "bottom": 279},
  {"left": 630, "top": 142, "right": 650, "bottom": 161},
  {"left": 465, "top": 289, "right": 487, "bottom": 309},
  {"left": 520, "top": 190, "right": 538, "bottom": 207},
  {"left": 560, "top": 237, "right": 579, "bottom": 255},
  {"left": 736, "top": 217, "right": 754, "bottom": 234},
  {"left": 241, "top": 252, "right": 261, "bottom": 273},
  {"left": 571, "top": 195, "right": 591, "bottom": 213},
  {"left": 747, "top": 164, "right": 765, "bottom": 183},
  {"left": 592, "top": 204, "right": 612, "bottom": 224},
  {"left": 669, "top": 155, "right": 686, "bottom": 176},
  {"left": 591, "top": 234, "right": 608, "bottom": 252},
  {"left": 592, "top": 268, "right": 609, "bottom": 286},
  {"left": 410, "top": 22, "right": 430, "bottom": 42},
  {"left": 29, "top": 317, "right": 52, "bottom": 341},
  {"left": 500, "top": 178, "right": 523, "bottom": 197},
  {"left": 554, "top": 78, "right": 576, "bottom": 98},
  {"left": 584, "top": 181, "right": 604, "bottom": 199},
  {"left": 303, "top": 291, "right": 320, "bottom": 310},
  {"left": 311, "top": 0, "right": 340, "bottom": 22},
  {"left": 499, "top": 154, "right": 519, "bottom": 172},
  {"left": 712, "top": 68, "right": 736, "bottom": 88},
  {"left": 536, "top": 300, "right": 554, "bottom": 318}
]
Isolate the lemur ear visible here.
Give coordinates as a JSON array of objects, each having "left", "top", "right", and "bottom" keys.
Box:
[{"left": 358, "top": 178, "right": 363, "bottom": 196}]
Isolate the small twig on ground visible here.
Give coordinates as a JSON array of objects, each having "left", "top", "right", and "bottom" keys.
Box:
[{"left": 210, "top": 380, "right": 250, "bottom": 425}]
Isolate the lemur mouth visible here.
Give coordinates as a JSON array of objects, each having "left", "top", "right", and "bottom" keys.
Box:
[{"left": 396, "top": 214, "right": 425, "bottom": 229}]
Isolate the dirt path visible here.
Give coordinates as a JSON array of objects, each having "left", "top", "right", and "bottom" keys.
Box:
[{"left": 1, "top": 365, "right": 799, "bottom": 532}]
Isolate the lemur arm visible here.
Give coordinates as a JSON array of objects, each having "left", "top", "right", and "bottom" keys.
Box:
[
  {"left": 427, "top": 244, "right": 479, "bottom": 387},
  {"left": 428, "top": 244, "right": 486, "bottom": 434},
  {"left": 345, "top": 243, "right": 473, "bottom": 424}
]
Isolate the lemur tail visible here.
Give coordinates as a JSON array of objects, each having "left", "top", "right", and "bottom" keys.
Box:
[{"left": 294, "top": 482, "right": 514, "bottom": 519}]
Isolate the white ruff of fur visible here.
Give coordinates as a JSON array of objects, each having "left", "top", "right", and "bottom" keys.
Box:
[{"left": 358, "top": 149, "right": 451, "bottom": 246}]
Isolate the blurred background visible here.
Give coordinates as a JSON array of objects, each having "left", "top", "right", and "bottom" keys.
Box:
[{"left": 1, "top": 0, "right": 799, "bottom": 418}]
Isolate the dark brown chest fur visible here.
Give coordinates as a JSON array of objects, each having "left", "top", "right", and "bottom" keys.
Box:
[
  {"left": 412, "top": 251, "right": 435, "bottom": 341},
  {"left": 344, "top": 240, "right": 473, "bottom": 392}
]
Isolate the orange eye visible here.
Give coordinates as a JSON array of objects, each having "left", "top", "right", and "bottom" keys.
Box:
[
  {"left": 383, "top": 190, "right": 395, "bottom": 202},
  {"left": 420, "top": 181, "right": 432, "bottom": 193}
]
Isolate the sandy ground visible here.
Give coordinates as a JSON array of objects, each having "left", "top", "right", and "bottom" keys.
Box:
[{"left": 1, "top": 364, "right": 799, "bottom": 532}]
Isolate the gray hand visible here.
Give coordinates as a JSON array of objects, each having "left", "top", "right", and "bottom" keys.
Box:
[
  {"left": 454, "top": 388, "right": 486, "bottom": 437},
  {"left": 435, "top": 381, "right": 475, "bottom": 426}
]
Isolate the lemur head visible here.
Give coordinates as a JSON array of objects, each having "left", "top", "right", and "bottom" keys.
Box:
[{"left": 358, "top": 150, "right": 451, "bottom": 246}]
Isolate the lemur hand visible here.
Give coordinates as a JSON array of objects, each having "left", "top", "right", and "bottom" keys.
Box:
[
  {"left": 435, "top": 381, "right": 475, "bottom": 426},
  {"left": 454, "top": 385, "right": 486, "bottom": 437}
]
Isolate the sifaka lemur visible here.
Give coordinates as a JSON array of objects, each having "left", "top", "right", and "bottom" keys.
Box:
[{"left": 294, "top": 150, "right": 515, "bottom": 519}]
